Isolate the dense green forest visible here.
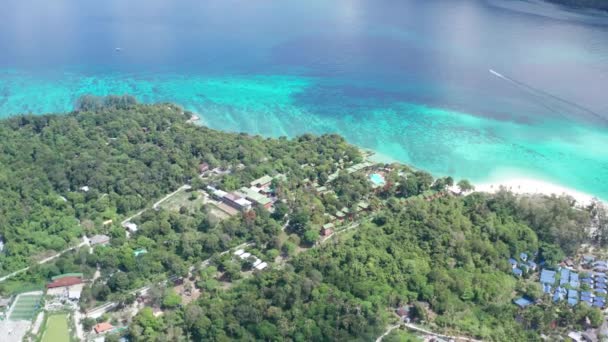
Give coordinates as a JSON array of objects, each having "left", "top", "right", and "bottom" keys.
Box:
[
  {"left": 546, "top": 0, "right": 608, "bottom": 11},
  {"left": 0, "top": 97, "right": 603, "bottom": 341}
]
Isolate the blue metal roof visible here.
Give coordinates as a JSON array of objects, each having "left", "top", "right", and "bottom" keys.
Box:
[
  {"left": 595, "top": 283, "right": 607, "bottom": 289},
  {"left": 596, "top": 289, "right": 607, "bottom": 294},
  {"left": 513, "top": 268, "right": 523, "bottom": 277},
  {"left": 509, "top": 258, "right": 518, "bottom": 265},
  {"left": 570, "top": 280, "right": 580, "bottom": 288},
  {"left": 570, "top": 273, "right": 579, "bottom": 281},
  {"left": 540, "top": 269, "right": 556, "bottom": 284},
  {"left": 581, "top": 291, "right": 592, "bottom": 297},
  {"left": 520, "top": 253, "right": 528, "bottom": 261},
  {"left": 527, "top": 261, "right": 537, "bottom": 268},
  {"left": 553, "top": 291, "right": 562, "bottom": 302},
  {"left": 568, "top": 298, "right": 578, "bottom": 306},
  {"left": 514, "top": 297, "right": 533, "bottom": 308},
  {"left": 543, "top": 284, "right": 552, "bottom": 294},
  {"left": 568, "top": 289, "right": 578, "bottom": 298}
]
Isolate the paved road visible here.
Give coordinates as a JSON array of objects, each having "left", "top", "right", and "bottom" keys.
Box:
[
  {"left": 0, "top": 236, "right": 89, "bottom": 283},
  {"left": 378, "top": 321, "right": 483, "bottom": 342},
  {"left": 321, "top": 222, "right": 360, "bottom": 243},
  {"left": 376, "top": 324, "right": 401, "bottom": 342}
]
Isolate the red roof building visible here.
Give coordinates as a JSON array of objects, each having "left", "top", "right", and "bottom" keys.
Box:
[
  {"left": 94, "top": 322, "right": 114, "bottom": 334},
  {"left": 47, "top": 276, "right": 83, "bottom": 289}
]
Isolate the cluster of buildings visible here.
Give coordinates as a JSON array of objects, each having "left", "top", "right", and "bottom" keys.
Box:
[
  {"left": 234, "top": 249, "right": 268, "bottom": 271},
  {"left": 509, "top": 252, "right": 538, "bottom": 277},
  {"left": 512, "top": 254, "right": 608, "bottom": 309},
  {"left": 208, "top": 175, "right": 279, "bottom": 212}
]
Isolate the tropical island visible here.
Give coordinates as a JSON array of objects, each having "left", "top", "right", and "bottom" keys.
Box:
[{"left": 0, "top": 96, "right": 607, "bottom": 342}]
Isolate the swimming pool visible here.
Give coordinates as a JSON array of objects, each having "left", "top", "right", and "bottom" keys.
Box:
[{"left": 370, "top": 173, "right": 385, "bottom": 186}]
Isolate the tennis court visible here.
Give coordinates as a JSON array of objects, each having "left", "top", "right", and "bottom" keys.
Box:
[{"left": 9, "top": 293, "right": 42, "bottom": 321}]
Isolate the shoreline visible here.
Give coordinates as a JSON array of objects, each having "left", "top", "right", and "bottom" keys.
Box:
[{"left": 474, "top": 177, "right": 601, "bottom": 207}]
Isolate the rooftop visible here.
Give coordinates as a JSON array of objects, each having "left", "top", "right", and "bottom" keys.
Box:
[
  {"left": 250, "top": 175, "right": 273, "bottom": 187},
  {"left": 47, "top": 276, "right": 83, "bottom": 289}
]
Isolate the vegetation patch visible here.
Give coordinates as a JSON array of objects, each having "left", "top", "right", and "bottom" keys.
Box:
[{"left": 40, "top": 314, "right": 70, "bottom": 342}]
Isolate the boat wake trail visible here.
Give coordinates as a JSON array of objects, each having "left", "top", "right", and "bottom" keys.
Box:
[{"left": 488, "top": 69, "right": 607, "bottom": 125}]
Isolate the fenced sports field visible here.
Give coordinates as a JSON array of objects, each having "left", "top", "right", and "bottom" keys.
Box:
[{"left": 9, "top": 293, "right": 42, "bottom": 321}]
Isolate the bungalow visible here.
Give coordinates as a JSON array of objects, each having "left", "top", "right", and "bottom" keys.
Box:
[
  {"left": 520, "top": 253, "right": 528, "bottom": 262},
  {"left": 527, "top": 261, "right": 538, "bottom": 271},
  {"left": 240, "top": 252, "right": 252, "bottom": 260},
  {"left": 540, "top": 269, "right": 556, "bottom": 285},
  {"left": 123, "top": 222, "right": 138, "bottom": 233},
  {"left": 94, "top": 322, "right": 114, "bottom": 334},
  {"left": 396, "top": 306, "right": 409, "bottom": 318},
  {"left": 570, "top": 273, "right": 580, "bottom": 288},
  {"left": 568, "top": 298, "right": 578, "bottom": 306},
  {"left": 513, "top": 297, "right": 533, "bottom": 308},
  {"left": 553, "top": 291, "right": 563, "bottom": 302},
  {"left": 583, "top": 255, "right": 596, "bottom": 265},
  {"left": 334, "top": 211, "right": 346, "bottom": 222},
  {"left": 560, "top": 269, "right": 571, "bottom": 286},
  {"left": 250, "top": 175, "right": 273, "bottom": 190},
  {"left": 234, "top": 249, "right": 245, "bottom": 256},
  {"left": 198, "top": 162, "right": 210, "bottom": 174},
  {"left": 513, "top": 268, "right": 523, "bottom": 277},
  {"left": 568, "top": 289, "right": 578, "bottom": 299},
  {"left": 543, "top": 284, "right": 553, "bottom": 294},
  {"left": 253, "top": 259, "right": 262, "bottom": 268},
  {"left": 47, "top": 276, "right": 84, "bottom": 299},
  {"left": 254, "top": 262, "right": 268, "bottom": 270},
  {"left": 357, "top": 201, "right": 371, "bottom": 212},
  {"left": 508, "top": 258, "right": 518, "bottom": 269},
  {"left": 321, "top": 223, "right": 334, "bottom": 237},
  {"left": 90, "top": 234, "right": 110, "bottom": 246}
]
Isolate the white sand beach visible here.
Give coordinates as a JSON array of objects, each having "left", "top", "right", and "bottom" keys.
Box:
[{"left": 474, "top": 177, "right": 598, "bottom": 207}]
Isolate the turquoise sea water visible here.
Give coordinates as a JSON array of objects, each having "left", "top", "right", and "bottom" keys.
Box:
[{"left": 1, "top": 0, "right": 608, "bottom": 199}]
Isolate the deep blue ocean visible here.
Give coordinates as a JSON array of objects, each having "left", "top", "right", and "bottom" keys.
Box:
[{"left": 1, "top": 0, "right": 608, "bottom": 199}]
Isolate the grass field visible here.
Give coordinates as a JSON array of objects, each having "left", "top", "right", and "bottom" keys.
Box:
[
  {"left": 158, "top": 190, "right": 207, "bottom": 213},
  {"left": 9, "top": 294, "right": 42, "bottom": 321},
  {"left": 41, "top": 314, "right": 70, "bottom": 342}
]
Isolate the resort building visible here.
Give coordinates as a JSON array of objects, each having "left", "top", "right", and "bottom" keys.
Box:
[
  {"left": 236, "top": 187, "right": 272, "bottom": 209},
  {"left": 47, "top": 276, "right": 84, "bottom": 300},
  {"left": 221, "top": 193, "right": 252, "bottom": 212},
  {"left": 94, "top": 322, "right": 114, "bottom": 334}
]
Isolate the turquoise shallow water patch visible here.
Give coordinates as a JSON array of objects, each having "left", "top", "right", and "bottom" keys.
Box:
[{"left": 0, "top": 69, "right": 607, "bottom": 200}]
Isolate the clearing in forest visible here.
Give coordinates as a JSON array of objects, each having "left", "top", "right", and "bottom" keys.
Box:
[{"left": 41, "top": 314, "right": 70, "bottom": 342}]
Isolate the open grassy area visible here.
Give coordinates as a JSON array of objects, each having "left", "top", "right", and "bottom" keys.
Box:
[
  {"left": 41, "top": 314, "right": 70, "bottom": 342},
  {"left": 158, "top": 189, "right": 207, "bottom": 213}
]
